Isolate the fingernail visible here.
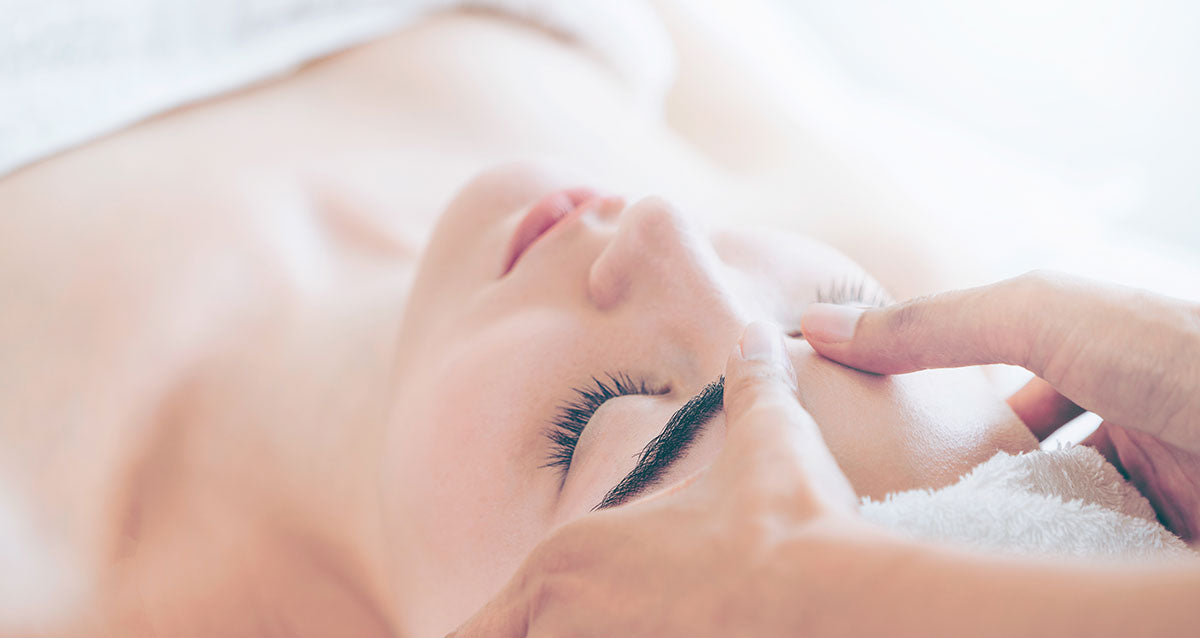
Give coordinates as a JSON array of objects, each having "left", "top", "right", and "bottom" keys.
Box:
[
  {"left": 739, "top": 321, "right": 785, "bottom": 362},
  {"left": 802, "top": 304, "right": 864, "bottom": 344}
]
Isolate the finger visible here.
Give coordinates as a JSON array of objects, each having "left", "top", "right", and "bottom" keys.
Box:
[
  {"left": 1006, "top": 377, "right": 1085, "bottom": 441},
  {"left": 718, "top": 321, "right": 857, "bottom": 512},
  {"left": 800, "top": 270, "right": 1200, "bottom": 449},
  {"left": 447, "top": 577, "right": 529, "bottom": 638},
  {"left": 1102, "top": 424, "right": 1200, "bottom": 542},
  {"left": 1080, "top": 421, "right": 1120, "bottom": 469},
  {"left": 799, "top": 274, "right": 1051, "bottom": 374}
]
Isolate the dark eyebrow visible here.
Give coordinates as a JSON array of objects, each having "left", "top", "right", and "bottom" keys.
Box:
[{"left": 594, "top": 376, "right": 725, "bottom": 510}]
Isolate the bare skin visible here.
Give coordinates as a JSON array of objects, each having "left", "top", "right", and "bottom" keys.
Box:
[
  {"left": 454, "top": 318, "right": 1200, "bottom": 637},
  {"left": 0, "top": 4, "right": 1038, "bottom": 637},
  {"left": 0, "top": 8, "right": 878, "bottom": 635},
  {"left": 381, "top": 166, "right": 1035, "bottom": 635},
  {"left": 800, "top": 270, "right": 1200, "bottom": 540}
]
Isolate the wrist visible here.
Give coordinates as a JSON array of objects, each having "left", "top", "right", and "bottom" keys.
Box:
[{"left": 766, "top": 518, "right": 1200, "bottom": 637}]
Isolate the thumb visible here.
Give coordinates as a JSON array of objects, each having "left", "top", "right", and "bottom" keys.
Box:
[
  {"left": 717, "top": 321, "right": 857, "bottom": 513},
  {"left": 446, "top": 576, "right": 529, "bottom": 638},
  {"left": 798, "top": 276, "right": 1030, "bottom": 375},
  {"left": 797, "top": 271, "right": 1200, "bottom": 452}
]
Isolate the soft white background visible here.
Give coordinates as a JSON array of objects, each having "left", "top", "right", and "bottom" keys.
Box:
[
  {"left": 773, "top": 0, "right": 1200, "bottom": 293},
  {"left": 766, "top": 1, "right": 1199, "bottom": 441}
]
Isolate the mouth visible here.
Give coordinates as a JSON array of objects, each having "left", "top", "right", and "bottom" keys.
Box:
[{"left": 502, "top": 188, "right": 600, "bottom": 276}]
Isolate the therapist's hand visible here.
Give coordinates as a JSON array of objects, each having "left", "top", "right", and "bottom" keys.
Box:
[
  {"left": 800, "top": 270, "right": 1200, "bottom": 540},
  {"left": 449, "top": 321, "right": 868, "bottom": 638}
]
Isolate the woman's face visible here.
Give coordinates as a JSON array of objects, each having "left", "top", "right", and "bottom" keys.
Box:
[{"left": 383, "top": 163, "right": 1035, "bottom": 635}]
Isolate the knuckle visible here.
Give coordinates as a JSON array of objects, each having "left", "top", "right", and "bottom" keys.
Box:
[
  {"left": 727, "top": 396, "right": 806, "bottom": 445},
  {"left": 726, "top": 369, "right": 791, "bottom": 410},
  {"left": 1004, "top": 270, "right": 1060, "bottom": 305},
  {"left": 1005, "top": 269, "right": 1064, "bottom": 319},
  {"left": 878, "top": 297, "right": 936, "bottom": 367},
  {"left": 739, "top": 396, "right": 801, "bottom": 422},
  {"left": 883, "top": 296, "right": 928, "bottom": 338},
  {"left": 1143, "top": 302, "right": 1200, "bottom": 438},
  {"left": 729, "top": 362, "right": 788, "bottom": 388},
  {"left": 724, "top": 367, "right": 764, "bottom": 398},
  {"left": 992, "top": 271, "right": 1066, "bottom": 367},
  {"left": 1186, "top": 300, "right": 1200, "bottom": 335},
  {"left": 1008, "top": 269, "right": 1075, "bottom": 307},
  {"left": 1012, "top": 268, "right": 1066, "bottom": 293},
  {"left": 1014, "top": 268, "right": 1050, "bottom": 287}
]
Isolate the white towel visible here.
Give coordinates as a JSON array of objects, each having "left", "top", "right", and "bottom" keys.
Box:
[
  {"left": 0, "top": 0, "right": 673, "bottom": 178},
  {"left": 861, "top": 444, "right": 1191, "bottom": 560}
]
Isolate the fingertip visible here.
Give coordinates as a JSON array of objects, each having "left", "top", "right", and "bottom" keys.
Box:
[
  {"left": 800, "top": 303, "right": 864, "bottom": 345},
  {"left": 723, "top": 322, "right": 803, "bottom": 426},
  {"left": 800, "top": 305, "right": 910, "bottom": 375},
  {"left": 798, "top": 305, "right": 875, "bottom": 371},
  {"left": 737, "top": 320, "right": 788, "bottom": 363},
  {"left": 728, "top": 321, "right": 797, "bottom": 391},
  {"left": 718, "top": 329, "right": 855, "bottom": 511}
]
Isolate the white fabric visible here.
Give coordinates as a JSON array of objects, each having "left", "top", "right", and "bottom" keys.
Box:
[
  {"left": 862, "top": 445, "right": 1191, "bottom": 559},
  {"left": 0, "top": 0, "right": 673, "bottom": 178}
]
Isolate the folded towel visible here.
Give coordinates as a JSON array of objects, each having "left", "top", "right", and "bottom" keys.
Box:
[
  {"left": 0, "top": 0, "right": 673, "bottom": 178},
  {"left": 861, "top": 444, "right": 1191, "bottom": 559}
]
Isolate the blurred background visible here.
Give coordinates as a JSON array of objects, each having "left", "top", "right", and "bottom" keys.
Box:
[
  {"left": 770, "top": 0, "right": 1200, "bottom": 293},
  {"left": 765, "top": 0, "right": 1198, "bottom": 439},
  {"left": 5, "top": 0, "right": 1196, "bottom": 289}
]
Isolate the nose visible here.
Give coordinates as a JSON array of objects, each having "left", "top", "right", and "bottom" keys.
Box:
[{"left": 587, "top": 197, "right": 740, "bottom": 316}]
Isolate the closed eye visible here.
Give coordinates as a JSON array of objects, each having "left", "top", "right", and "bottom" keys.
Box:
[
  {"left": 544, "top": 275, "right": 886, "bottom": 487},
  {"left": 542, "top": 373, "right": 665, "bottom": 482},
  {"left": 816, "top": 274, "right": 892, "bottom": 308},
  {"left": 595, "top": 377, "right": 724, "bottom": 510}
]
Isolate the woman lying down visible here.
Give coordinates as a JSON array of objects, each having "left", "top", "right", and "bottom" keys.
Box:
[
  {"left": 3, "top": 163, "right": 1188, "bottom": 636},
  {"left": 374, "top": 167, "right": 1190, "bottom": 634},
  {"left": 0, "top": 3, "right": 1187, "bottom": 637}
]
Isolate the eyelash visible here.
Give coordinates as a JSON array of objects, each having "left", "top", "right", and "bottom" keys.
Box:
[
  {"left": 815, "top": 275, "right": 892, "bottom": 308},
  {"left": 543, "top": 372, "right": 663, "bottom": 477},
  {"left": 544, "top": 277, "right": 890, "bottom": 479}
]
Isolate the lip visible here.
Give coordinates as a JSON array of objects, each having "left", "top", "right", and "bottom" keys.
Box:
[{"left": 502, "top": 188, "right": 600, "bottom": 275}]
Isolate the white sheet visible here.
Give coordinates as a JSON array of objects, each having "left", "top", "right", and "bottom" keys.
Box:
[
  {"left": 863, "top": 445, "right": 1190, "bottom": 559},
  {"left": 0, "top": 0, "right": 672, "bottom": 178}
]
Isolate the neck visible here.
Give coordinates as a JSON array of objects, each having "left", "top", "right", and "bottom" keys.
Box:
[{"left": 97, "top": 312, "right": 405, "bottom": 636}]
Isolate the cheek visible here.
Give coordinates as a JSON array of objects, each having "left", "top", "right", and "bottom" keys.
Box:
[
  {"left": 793, "top": 351, "right": 1035, "bottom": 498},
  {"left": 390, "top": 378, "right": 538, "bottom": 598},
  {"left": 879, "top": 367, "right": 1037, "bottom": 482},
  {"left": 386, "top": 336, "right": 565, "bottom": 625}
]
